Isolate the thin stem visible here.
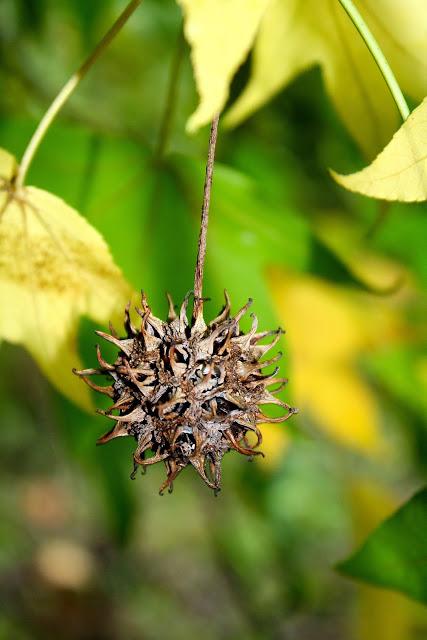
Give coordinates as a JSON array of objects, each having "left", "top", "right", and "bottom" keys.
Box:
[
  {"left": 146, "top": 24, "right": 185, "bottom": 238},
  {"left": 337, "top": 0, "right": 409, "bottom": 121},
  {"left": 15, "top": 0, "right": 142, "bottom": 189},
  {"left": 193, "top": 114, "right": 220, "bottom": 321},
  {"left": 77, "top": 133, "right": 102, "bottom": 212},
  {"left": 154, "top": 27, "right": 185, "bottom": 161},
  {"left": 365, "top": 200, "right": 391, "bottom": 240}
]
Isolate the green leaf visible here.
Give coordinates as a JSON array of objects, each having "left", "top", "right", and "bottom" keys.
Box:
[
  {"left": 365, "top": 347, "right": 427, "bottom": 420},
  {"left": 339, "top": 487, "right": 427, "bottom": 604},
  {"left": 371, "top": 202, "right": 427, "bottom": 288},
  {"left": 70, "top": 0, "right": 114, "bottom": 45}
]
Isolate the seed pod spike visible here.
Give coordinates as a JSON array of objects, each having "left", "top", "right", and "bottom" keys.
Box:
[
  {"left": 257, "top": 404, "right": 296, "bottom": 423},
  {"left": 73, "top": 367, "right": 103, "bottom": 376},
  {"left": 252, "top": 329, "right": 279, "bottom": 343},
  {"left": 72, "top": 371, "right": 115, "bottom": 398},
  {"left": 234, "top": 420, "right": 263, "bottom": 448},
  {"left": 124, "top": 301, "right": 137, "bottom": 336},
  {"left": 159, "top": 459, "right": 185, "bottom": 495},
  {"left": 190, "top": 455, "right": 218, "bottom": 490},
  {"left": 225, "top": 429, "right": 264, "bottom": 458},
  {"left": 109, "top": 321, "right": 118, "bottom": 338},
  {"left": 252, "top": 331, "right": 282, "bottom": 359},
  {"left": 136, "top": 450, "right": 169, "bottom": 467},
  {"left": 234, "top": 313, "right": 258, "bottom": 350},
  {"left": 97, "top": 422, "right": 130, "bottom": 445},
  {"left": 264, "top": 377, "right": 289, "bottom": 392},
  {"left": 107, "top": 393, "right": 133, "bottom": 412},
  {"left": 232, "top": 298, "right": 253, "bottom": 324},
  {"left": 248, "top": 352, "right": 283, "bottom": 375},
  {"left": 257, "top": 392, "right": 291, "bottom": 408},
  {"left": 140, "top": 290, "right": 150, "bottom": 313},
  {"left": 179, "top": 290, "right": 192, "bottom": 333},
  {"left": 96, "top": 344, "right": 114, "bottom": 371},
  {"left": 209, "top": 289, "right": 231, "bottom": 327},
  {"left": 138, "top": 310, "right": 162, "bottom": 350},
  {"left": 95, "top": 408, "right": 117, "bottom": 420},
  {"left": 246, "top": 366, "right": 280, "bottom": 387},
  {"left": 95, "top": 330, "right": 132, "bottom": 355},
  {"left": 113, "top": 406, "right": 146, "bottom": 423},
  {"left": 133, "top": 433, "right": 152, "bottom": 462},
  {"left": 166, "top": 292, "right": 177, "bottom": 321}
]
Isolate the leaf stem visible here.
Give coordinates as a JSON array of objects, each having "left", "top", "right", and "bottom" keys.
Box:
[
  {"left": 337, "top": 0, "right": 409, "bottom": 121},
  {"left": 193, "top": 114, "right": 220, "bottom": 321},
  {"left": 154, "top": 26, "right": 185, "bottom": 161},
  {"left": 15, "top": 0, "right": 142, "bottom": 189}
]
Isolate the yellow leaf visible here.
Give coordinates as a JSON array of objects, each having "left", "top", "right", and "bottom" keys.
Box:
[
  {"left": 42, "top": 334, "right": 92, "bottom": 410},
  {"left": 356, "top": 0, "right": 427, "bottom": 101},
  {"left": 257, "top": 423, "right": 291, "bottom": 469},
  {"left": 272, "top": 273, "right": 366, "bottom": 362},
  {"left": 349, "top": 481, "right": 425, "bottom": 640},
  {"left": 225, "top": 0, "right": 320, "bottom": 128},
  {"left": 314, "top": 212, "right": 406, "bottom": 293},
  {"left": 357, "top": 583, "right": 418, "bottom": 640},
  {"left": 177, "top": 0, "right": 270, "bottom": 132},
  {"left": 331, "top": 97, "right": 427, "bottom": 201},
  {"left": 0, "top": 148, "right": 132, "bottom": 410},
  {"left": 295, "top": 363, "right": 384, "bottom": 454},
  {"left": 225, "top": 0, "right": 427, "bottom": 157},
  {"left": 269, "top": 269, "right": 392, "bottom": 456}
]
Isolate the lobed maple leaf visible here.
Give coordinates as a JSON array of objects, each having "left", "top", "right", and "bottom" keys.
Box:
[
  {"left": 269, "top": 266, "right": 405, "bottom": 455},
  {"left": 0, "top": 148, "right": 132, "bottom": 409},
  {"left": 177, "top": 0, "right": 270, "bottom": 132},
  {"left": 180, "top": 0, "right": 427, "bottom": 158},
  {"left": 332, "top": 97, "right": 427, "bottom": 201}
]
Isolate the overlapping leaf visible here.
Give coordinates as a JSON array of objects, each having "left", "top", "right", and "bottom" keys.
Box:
[
  {"left": 332, "top": 97, "right": 427, "bottom": 201},
  {"left": 348, "top": 481, "right": 418, "bottom": 640},
  {"left": 180, "top": 0, "right": 427, "bottom": 157},
  {"left": 0, "top": 148, "right": 132, "bottom": 408},
  {"left": 226, "top": 0, "right": 427, "bottom": 157},
  {"left": 269, "top": 267, "right": 403, "bottom": 454},
  {"left": 339, "top": 487, "right": 427, "bottom": 604},
  {"left": 177, "top": 0, "right": 270, "bottom": 132}
]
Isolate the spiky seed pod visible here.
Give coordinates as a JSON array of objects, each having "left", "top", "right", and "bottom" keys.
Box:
[{"left": 74, "top": 291, "right": 297, "bottom": 494}]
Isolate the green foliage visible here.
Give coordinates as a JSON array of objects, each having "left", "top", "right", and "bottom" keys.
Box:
[{"left": 339, "top": 488, "right": 427, "bottom": 603}]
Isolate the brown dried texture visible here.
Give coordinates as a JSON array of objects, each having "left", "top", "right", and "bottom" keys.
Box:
[{"left": 74, "top": 291, "right": 296, "bottom": 494}]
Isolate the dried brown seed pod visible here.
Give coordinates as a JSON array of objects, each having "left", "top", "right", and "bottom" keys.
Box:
[{"left": 74, "top": 290, "right": 296, "bottom": 494}]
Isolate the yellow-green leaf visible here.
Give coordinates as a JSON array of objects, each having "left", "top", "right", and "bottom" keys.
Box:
[
  {"left": 0, "top": 148, "right": 132, "bottom": 409},
  {"left": 177, "top": 0, "right": 269, "bottom": 132},
  {"left": 331, "top": 97, "right": 427, "bottom": 201},
  {"left": 356, "top": 0, "right": 427, "bottom": 101},
  {"left": 225, "top": 0, "right": 427, "bottom": 158},
  {"left": 349, "top": 481, "right": 418, "bottom": 640},
  {"left": 269, "top": 268, "right": 399, "bottom": 456}
]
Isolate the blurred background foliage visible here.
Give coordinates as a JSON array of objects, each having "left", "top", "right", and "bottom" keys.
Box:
[{"left": 0, "top": 0, "right": 427, "bottom": 638}]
